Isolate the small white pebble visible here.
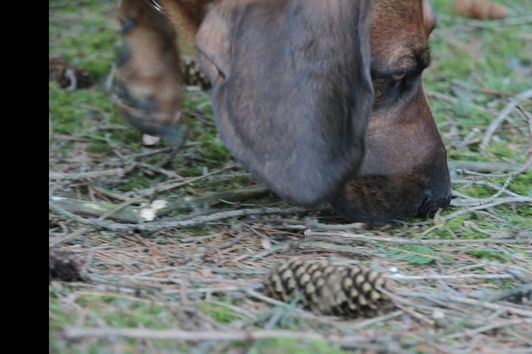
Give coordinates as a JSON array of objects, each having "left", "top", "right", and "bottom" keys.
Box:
[
  {"left": 138, "top": 200, "right": 167, "bottom": 221},
  {"left": 142, "top": 134, "right": 160, "bottom": 146},
  {"left": 388, "top": 267, "right": 399, "bottom": 273},
  {"left": 140, "top": 208, "right": 156, "bottom": 222},
  {"left": 150, "top": 200, "right": 168, "bottom": 210},
  {"left": 432, "top": 309, "right": 445, "bottom": 320},
  {"left": 261, "top": 238, "right": 272, "bottom": 250}
]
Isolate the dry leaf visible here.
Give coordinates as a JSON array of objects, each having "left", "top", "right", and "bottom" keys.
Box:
[{"left": 453, "top": 0, "right": 508, "bottom": 20}]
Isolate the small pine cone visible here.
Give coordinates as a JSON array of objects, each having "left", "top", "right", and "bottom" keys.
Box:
[
  {"left": 49, "top": 56, "right": 94, "bottom": 90},
  {"left": 49, "top": 249, "right": 83, "bottom": 283},
  {"left": 264, "top": 259, "right": 391, "bottom": 318},
  {"left": 181, "top": 58, "right": 211, "bottom": 90},
  {"left": 453, "top": 0, "right": 508, "bottom": 20}
]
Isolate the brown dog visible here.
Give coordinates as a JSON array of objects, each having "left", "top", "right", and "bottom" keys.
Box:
[{"left": 113, "top": 0, "right": 451, "bottom": 225}]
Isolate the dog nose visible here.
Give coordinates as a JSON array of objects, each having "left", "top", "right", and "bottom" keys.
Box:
[{"left": 418, "top": 188, "right": 452, "bottom": 216}]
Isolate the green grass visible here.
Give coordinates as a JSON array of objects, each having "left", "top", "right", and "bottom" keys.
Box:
[
  {"left": 49, "top": 285, "right": 189, "bottom": 353},
  {"left": 466, "top": 249, "right": 511, "bottom": 262},
  {"left": 387, "top": 245, "right": 438, "bottom": 265},
  {"left": 421, "top": 0, "right": 532, "bottom": 238},
  {"left": 197, "top": 302, "right": 240, "bottom": 323},
  {"left": 247, "top": 338, "right": 347, "bottom": 354},
  {"left": 50, "top": 0, "right": 119, "bottom": 80},
  {"left": 49, "top": 81, "right": 112, "bottom": 135}
]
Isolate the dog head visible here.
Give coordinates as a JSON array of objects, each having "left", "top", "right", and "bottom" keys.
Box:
[
  {"left": 196, "top": 0, "right": 452, "bottom": 224},
  {"left": 195, "top": 0, "right": 450, "bottom": 224},
  {"left": 330, "top": 0, "right": 452, "bottom": 224}
]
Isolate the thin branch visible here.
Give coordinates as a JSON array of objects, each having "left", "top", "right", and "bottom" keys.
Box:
[
  {"left": 304, "top": 231, "right": 530, "bottom": 245},
  {"left": 50, "top": 196, "right": 141, "bottom": 223},
  {"left": 63, "top": 327, "right": 369, "bottom": 344},
  {"left": 387, "top": 274, "right": 515, "bottom": 281},
  {"left": 50, "top": 227, "right": 89, "bottom": 247},
  {"left": 480, "top": 88, "right": 532, "bottom": 152},
  {"left": 448, "top": 160, "right": 522, "bottom": 174},
  {"left": 444, "top": 318, "right": 532, "bottom": 339},
  {"left": 443, "top": 296, "right": 532, "bottom": 318},
  {"left": 50, "top": 185, "right": 271, "bottom": 223},
  {"left": 49, "top": 168, "right": 125, "bottom": 181},
  {"left": 453, "top": 179, "right": 521, "bottom": 198},
  {"left": 51, "top": 201, "right": 303, "bottom": 231},
  {"left": 113, "top": 207, "right": 304, "bottom": 231},
  {"left": 134, "top": 167, "right": 231, "bottom": 196},
  {"left": 442, "top": 196, "right": 532, "bottom": 221}
]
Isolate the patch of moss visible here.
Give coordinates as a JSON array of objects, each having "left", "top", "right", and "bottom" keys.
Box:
[
  {"left": 115, "top": 173, "right": 152, "bottom": 192},
  {"left": 387, "top": 245, "right": 437, "bottom": 265},
  {"left": 466, "top": 249, "right": 510, "bottom": 262},
  {"left": 49, "top": 81, "right": 111, "bottom": 134},
  {"left": 197, "top": 303, "right": 239, "bottom": 323},
  {"left": 248, "top": 338, "right": 347, "bottom": 354}
]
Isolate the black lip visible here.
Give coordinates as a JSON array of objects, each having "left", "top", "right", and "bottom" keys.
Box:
[{"left": 417, "top": 193, "right": 452, "bottom": 217}]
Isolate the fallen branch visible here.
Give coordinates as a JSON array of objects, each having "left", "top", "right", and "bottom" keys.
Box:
[
  {"left": 49, "top": 185, "right": 270, "bottom": 223},
  {"left": 63, "top": 327, "right": 368, "bottom": 344},
  {"left": 110, "top": 207, "right": 303, "bottom": 231},
  {"left": 50, "top": 201, "right": 303, "bottom": 232},
  {"left": 49, "top": 168, "right": 125, "bottom": 181},
  {"left": 50, "top": 196, "right": 141, "bottom": 223}
]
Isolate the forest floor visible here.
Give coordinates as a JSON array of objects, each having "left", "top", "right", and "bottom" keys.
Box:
[{"left": 49, "top": 0, "right": 531, "bottom": 353}]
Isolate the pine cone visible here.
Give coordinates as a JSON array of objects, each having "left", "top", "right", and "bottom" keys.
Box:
[
  {"left": 264, "top": 259, "right": 391, "bottom": 318},
  {"left": 49, "top": 249, "right": 83, "bottom": 283},
  {"left": 181, "top": 58, "right": 211, "bottom": 90},
  {"left": 49, "top": 56, "right": 94, "bottom": 90}
]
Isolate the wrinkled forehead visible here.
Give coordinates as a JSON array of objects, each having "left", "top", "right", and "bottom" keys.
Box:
[{"left": 369, "top": 0, "right": 435, "bottom": 70}]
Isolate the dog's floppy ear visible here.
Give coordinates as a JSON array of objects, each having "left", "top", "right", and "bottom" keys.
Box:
[{"left": 197, "top": 0, "right": 373, "bottom": 206}]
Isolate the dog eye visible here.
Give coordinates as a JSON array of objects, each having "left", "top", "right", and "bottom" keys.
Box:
[
  {"left": 391, "top": 73, "right": 406, "bottom": 82},
  {"left": 389, "top": 73, "right": 407, "bottom": 91},
  {"left": 389, "top": 71, "right": 419, "bottom": 94}
]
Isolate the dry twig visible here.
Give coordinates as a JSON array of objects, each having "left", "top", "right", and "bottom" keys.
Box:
[
  {"left": 63, "top": 327, "right": 371, "bottom": 344},
  {"left": 480, "top": 88, "right": 532, "bottom": 151}
]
